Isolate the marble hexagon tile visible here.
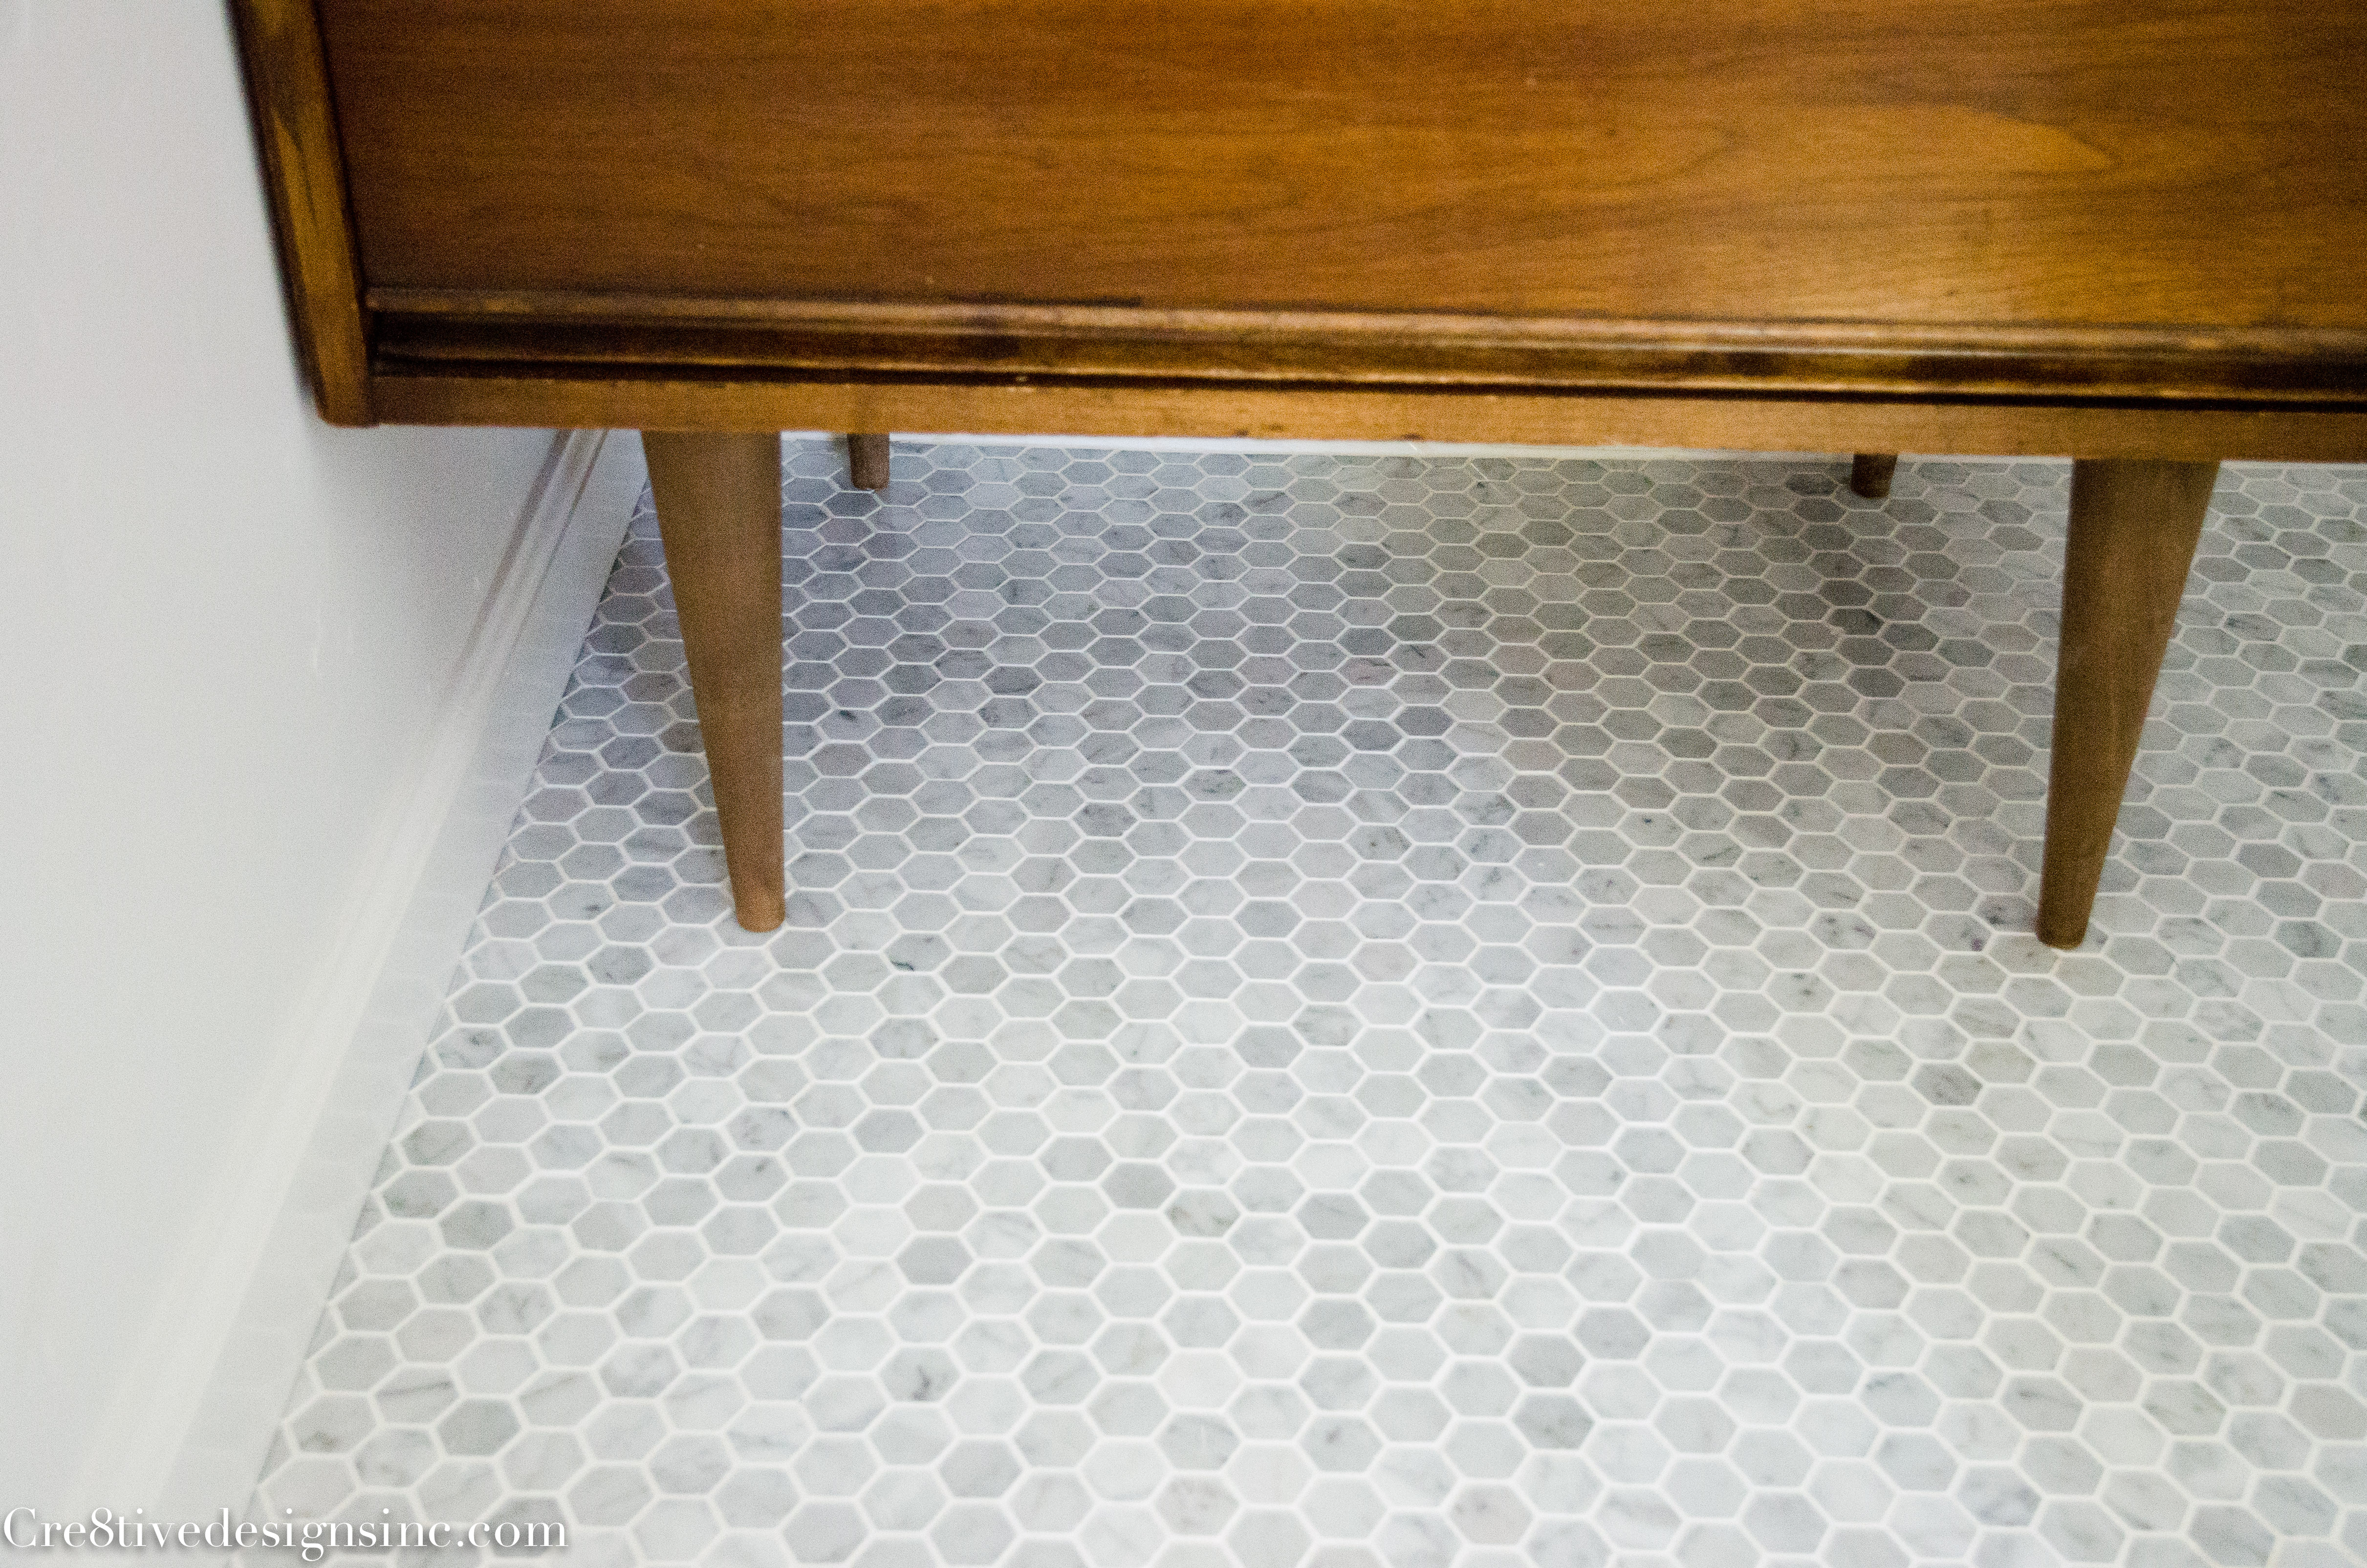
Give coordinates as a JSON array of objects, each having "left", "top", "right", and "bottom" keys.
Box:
[{"left": 242, "top": 443, "right": 2367, "bottom": 1568}]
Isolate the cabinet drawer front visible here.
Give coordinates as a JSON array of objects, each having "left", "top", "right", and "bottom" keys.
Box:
[{"left": 323, "top": 0, "right": 2367, "bottom": 338}]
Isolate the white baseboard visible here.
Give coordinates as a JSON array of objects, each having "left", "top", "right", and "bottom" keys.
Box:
[{"left": 65, "top": 429, "right": 645, "bottom": 1521}]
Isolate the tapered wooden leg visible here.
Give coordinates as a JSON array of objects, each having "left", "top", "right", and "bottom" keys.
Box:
[
  {"left": 641, "top": 432, "right": 786, "bottom": 932},
  {"left": 2036, "top": 458, "right": 2218, "bottom": 948},
  {"left": 848, "top": 433, "right": 892, "bottom": 490},
  {"left": 1849, "top": 454, "right": 1899, "bottom": 499}
]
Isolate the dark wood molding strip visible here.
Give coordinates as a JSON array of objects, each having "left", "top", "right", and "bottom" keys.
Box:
[
  {"left": 367, "top": 288, "right": 2367, "bottom": 361},
  {"left": 367, "top": 293, "right": 2367, "bottom": 410},
  {"left": 231, "top": 0, "right": 372, "bottom": 426}
]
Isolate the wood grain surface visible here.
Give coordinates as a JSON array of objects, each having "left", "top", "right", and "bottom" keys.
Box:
[
  {"left": 231, "top": 0, "right": 370, "bottom": 424},
  {"left": 640, "top": 433, "right": 787, "bottom": 932},
  {"left": 375, "top": 371, "right": 2367, "bottom": 463},
  {"left": 319, "top": 0, "right": 2367, "bottom": 344},
  {"left": 1849, "top": 454, "right": 1901, "bottom": 500},
  {"left": 2037, "top": 459, "right": 2220, "bottom": 948},
  {"left": 846, "top": 433, "right": 892, "bottom": 491}
]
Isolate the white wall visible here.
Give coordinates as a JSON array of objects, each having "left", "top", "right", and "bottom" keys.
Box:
[{"left": 0, "top": 0, "right": 594, "bottom": 1510}]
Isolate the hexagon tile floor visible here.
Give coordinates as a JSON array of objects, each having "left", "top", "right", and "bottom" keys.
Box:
[{"left": 246, "top": 441, "right": 2367, "bottom": 1568}]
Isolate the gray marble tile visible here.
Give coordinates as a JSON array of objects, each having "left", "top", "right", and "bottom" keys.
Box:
[{"left": 245, "top": 442, "right": 2367, "bottom": 1568}]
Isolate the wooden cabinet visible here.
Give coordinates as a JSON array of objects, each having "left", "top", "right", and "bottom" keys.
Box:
[{"left": 235, "top": 0, "right": 2367, "bottom": 942}]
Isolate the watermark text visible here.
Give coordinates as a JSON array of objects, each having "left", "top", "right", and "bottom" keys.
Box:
[{"left": 3, "top": 1509, "right": 563, "bottom": 1561}]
